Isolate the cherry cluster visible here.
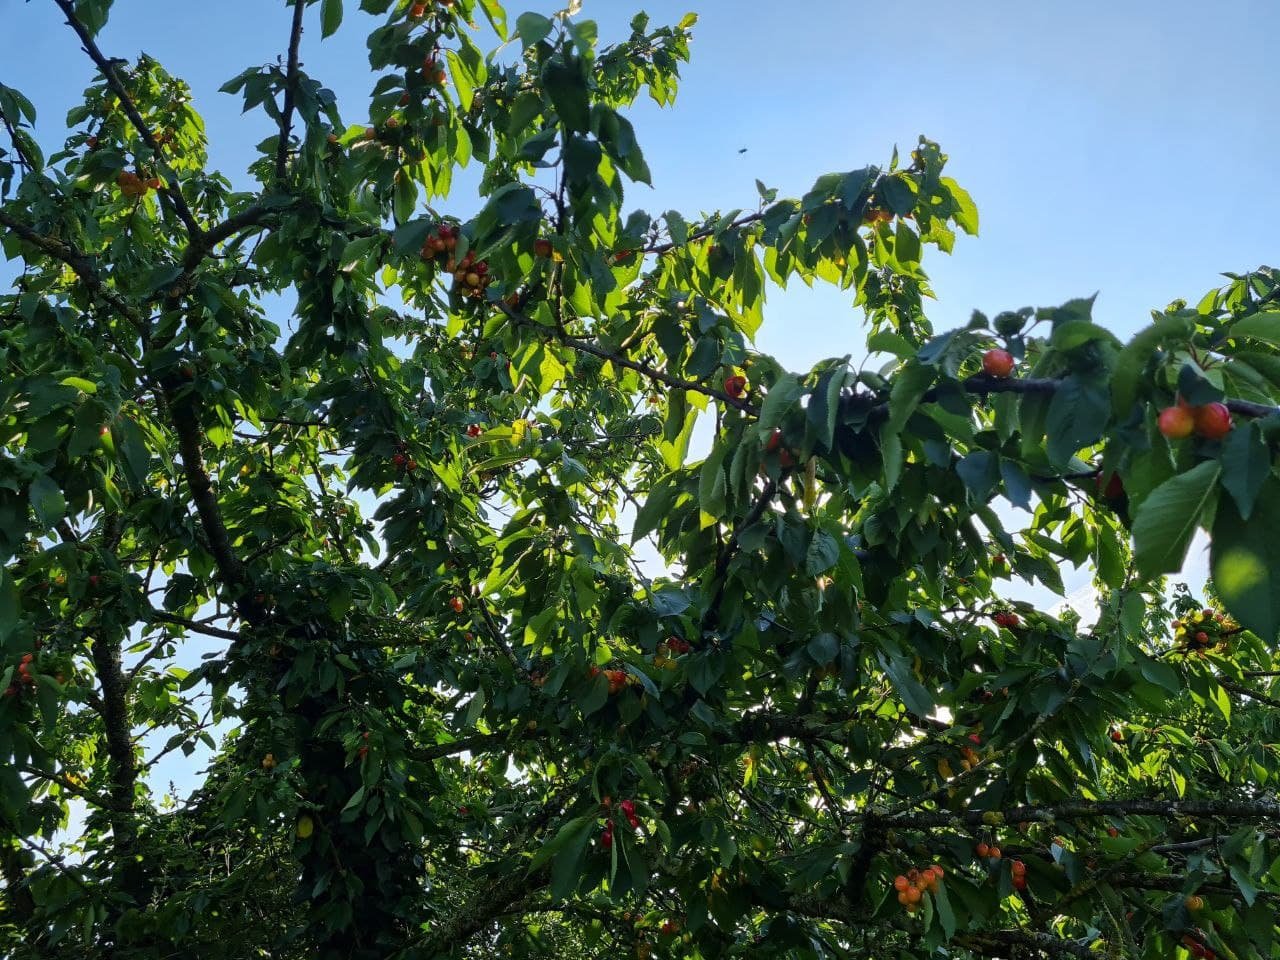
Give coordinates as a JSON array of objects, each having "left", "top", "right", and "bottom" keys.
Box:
[
  {"left": 659, "top": 636, "right": 691, "bottom": 656},
  {"left": 1173, "top": 607, "right": 1234, "bottom": 655},
  {"left": 600, "top": 797, "right": 641, "bottom": 850},
  {"left": 891, "top": 864, "right": 943, "bottom": 913},
  {"left": 116, "top": 169, "right": 161, "bottom": 197},
  {"left": 588, "top": 666, "right": 631, "bottom": 694},
  {"left": 3, "top": 652, "right": 37, "bottom": 698}
]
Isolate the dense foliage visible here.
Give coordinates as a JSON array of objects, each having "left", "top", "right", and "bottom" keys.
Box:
[{"left": 2, "top": 1, "right": 1279, "bottom": 958}]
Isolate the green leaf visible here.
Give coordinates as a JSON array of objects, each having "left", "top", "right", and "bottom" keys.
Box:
[
  {"left": 1137, "top": 653, "right": 1181, "bottom": 694},
  {"left": 941, "top": 177, "right": 978, "bottom": 234},
  {"left": 955, "top": 451, "right": 999, "bottom": 502},
  {"left": 807, "top": 632, "right": 838, "bottom": 665},
  {"left": 0, "top": 568, "right": 18, "bottom": 643},
  {"left": 805, "top": 531, "right": 839, "bottom": 576},
  {"left": 886, "top": 362, "right": 935, "bottom": 434},
  {"left": 1132, "top": 461, "right": 1221, "bottom": 577},
  {"left": 1229, "top": 310, "right": 1280, "bottom": 346},
  {"left": 1111, "top": 312, "right": 1195, "bottom": 418},
  {"left": 28, "top": 474, "right": 66, "bottom": 529},
  {"left": 877, "top": 651, "right": 934, "bottom": 718},
  {"left": 1000, "top": 460, "right": 1032, "bottom": 511},
  {"left": 757, "top": 375, "right": 801, "bottom": 432},
  {"left": 515, "top": 12, "right": 554, "bottom": 47},
  {"left": 933, "top": 879, "right": 957, "bottom": 938},
  {"left": 477, "top": 0, "right": 507, "bottom": 39},
  {"left": 530, "top": 814, "right": 591, "bottom": 871},
  {"left": 320, "top": 0, "right": 343, "bottom": 38},
  {"left": 632, "top": 474, "right": 675, "bottom": 543},
  {"left": 1218, "top": 421, "right": 1270, "bottom": 521},
  {"left": 1044, "top": 377, "right": 1109, "bottom": 467},
  {"left": 698, "top": 443, "right": 729, "bottom": 524},
  {"left": 60, "top": 376, "right": 97, "bottom": 394},
  {"left": 542, "top": 56, "right": 590, "bottom": 133},
  {"left": 1211, "top": 476, "right": 1280, "bottom": 644}
]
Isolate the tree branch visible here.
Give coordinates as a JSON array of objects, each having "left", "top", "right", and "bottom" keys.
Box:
[
  {"left": 275, "top": 0, "right": 308, "bottom": 181},
  {"left": 0, "top": 210, "right": 148, "bottom": 335},
  {"left": 496, "top": 300, "right": 755, "bottom": 413},
  {"left": 51, "top": 0, "right": 202, "bottom": 238}
]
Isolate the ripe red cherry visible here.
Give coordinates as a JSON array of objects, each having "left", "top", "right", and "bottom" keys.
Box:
[
  {"left": 723, "top": 375, "right": 747, "bottom": 399},
  {"left": 981, "top": 348, "right": 1015, "bottom": 378},
  {"left": 1095, "top": 471, "right": 1124, "bottom": 499},
  {"left": 392, "top": 453, "right": 407, "bottom": 468},
  {"left": 449, "top": 596, "right": 465, "bottom": 613},
  {"left": 620, "top": 799, "right": 639, "bottom": 828},
  {"left": 968, "top": 733, "right": 981, "bottom": 745},
  {"left": 534, "top": 238, "right": 553, "bottom": 258},
  {"left": 765, "top": 429, "right": 784, "bottom": 452},
  {"left": 1157, "top": 404, "right": 1195, "bottom": 439},
  {"left": 1193, "top": 402, "right": 1232, "bottom": 439},
  {"left": 466, "top": 424, "right": 483, "bottom": 437}
]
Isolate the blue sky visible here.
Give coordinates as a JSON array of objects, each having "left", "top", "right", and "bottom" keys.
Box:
[
  {"left": 6, "top": 0, "right": 1279, "bottom": 368},
  {"left": 3, "top": 0, "right": 1274, "bottom": 794}
]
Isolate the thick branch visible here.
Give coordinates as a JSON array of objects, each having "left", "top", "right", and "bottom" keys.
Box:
[
  {"left": 167, "top": 388, "right": 265, "bottom": 624},
  {"left": 275, "top": 0, "right": 308, "bottom": 181}
]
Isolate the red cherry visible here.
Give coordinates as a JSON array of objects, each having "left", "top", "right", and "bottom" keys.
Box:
[
  {"left": 1157, "top": 404, "right": 1195, "bottom": 439},
  {"left": 723, "top": 375, "right": 747, "bottom": 399},
  {"left": 981, "top": 348, "right": 1015, "bottom": 378},
  {"left": 449, "top": 596, "right": 465, "bottom": 613},
  {"left": 765, "top": 429, "right": 784, "bottom": 452},
  {"left": 968, "top": 733, "right": 981, "bottom": 745},
  {"left": 534, "top": 238, "right": 553, "bottom": 258},
  {"left": 1095, "top": 471, "right": 1124, "bottom": 499},
  {"left": 466, "top": 424, "right": 483, "bottom": 437},
  {"left": 1195, "top": 631, "right": 1209, "bottom": 644},
  {"left": 1193, "top": 402, "right": 1232, "bottom": 440},
  {"left": 620, "top": 799, "right": 639, "bottom": 828}
]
